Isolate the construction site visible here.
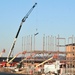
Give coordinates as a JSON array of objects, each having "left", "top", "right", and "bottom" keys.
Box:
[
  {"left": 20, "top": 35, "right": 75, "bottom": 75},
  {"left": 0, "top": 2, "right": 75, "bottom": 75},
  {"left": 0, "top": 35, "right": 75, "bottom": 75}
]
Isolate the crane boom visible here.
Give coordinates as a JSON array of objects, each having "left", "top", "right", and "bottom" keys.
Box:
[
  {"left": 7, "top": 51, "right": 26, "bottom": 64},
  {"left": 19, "top": 53, "right": 35, "bottom": 64},
  {"left": 35, "top": 54, "right": 58, "bottom": 68},
  {"left": 7, "top": 3, "right": 37, "bottom": 62}
]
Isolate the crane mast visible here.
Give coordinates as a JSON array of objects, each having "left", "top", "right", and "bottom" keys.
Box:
[{"left": 6, "top": 3, "right": 37, "bottom": 62}]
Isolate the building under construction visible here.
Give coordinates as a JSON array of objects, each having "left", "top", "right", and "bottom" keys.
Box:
[
  {"left": 0, "top": 2, "right": 75, "bottom": 74},
  {"left": 20, "top": 35, "right": 75, "bottom": 74}
]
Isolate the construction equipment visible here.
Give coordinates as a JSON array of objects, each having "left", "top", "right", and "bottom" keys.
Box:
[
  {"left": 35, "top": 54, "right": 58, "bottom": 68},
  {"left": 44, "top": 60, "right": 60, "bottom": 74},
  {"left": 6, "top": 3, "right": 37, "bottom": 62},
  {"left": 35, "top": 54, "right": 58, "bottom": 74},
  {"left": 7, "top": 51, "right": 26, "bottom": 64},
  {"left": 16, "top": 53, "right": 35, "bottom": 68},
  {"left": 19, "top": 53, "right": 35, "bottom": 64},
  {"left": 0, "top": 49, "right": 6, "bottom": 57}
]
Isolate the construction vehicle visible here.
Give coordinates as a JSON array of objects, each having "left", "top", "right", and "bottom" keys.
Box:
[
  {"left": 0, "top": 49, "right": 6, "bottom": 57},
  {"left": 19, "top": 53, "right": 35, "bottom": 63},
  {"left": 6, "top": 3, "right": 37, "bottom": 62},
  {"left": 6, "top": 51, "right": 26, "bottom": 67},
  {"left": 34, "top": 54, "right": 59, "bottom": 75},
  {"left": 44, "top": 60, "right": 60, "bottom": 75},
  {"left": 0, "top": 51, "right": 26, "bottom": 67},
  {"left": 35, "top": 54, "right": 58, "bottom": 68},
  {"left": 16, "top": 53, "right": 35, "bottom": 68}
]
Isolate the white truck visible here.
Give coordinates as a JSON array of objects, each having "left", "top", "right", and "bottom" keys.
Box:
[{"left": 44, "top": 60, "right": 60, "bottom": 75}]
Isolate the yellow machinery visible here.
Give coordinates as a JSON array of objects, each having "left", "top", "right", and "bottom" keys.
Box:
[
  {"left": 35, "top": 54, "right": 58, "bottom": 68},
  {"left": 7, "top": 51, "right": 26, "bottom": 64}
]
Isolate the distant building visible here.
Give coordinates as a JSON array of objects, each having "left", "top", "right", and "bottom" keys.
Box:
[{"left": 66, "top": 43, "right": 75, "bottom": 68}]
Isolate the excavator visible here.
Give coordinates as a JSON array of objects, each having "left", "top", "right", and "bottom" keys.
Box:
[{"left": 6, "top": 3, "right": 37, "bottom": 62}]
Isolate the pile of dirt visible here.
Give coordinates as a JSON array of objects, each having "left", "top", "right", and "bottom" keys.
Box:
[{"left": 0, "top": 68, "right": 12, "bottom": 73}]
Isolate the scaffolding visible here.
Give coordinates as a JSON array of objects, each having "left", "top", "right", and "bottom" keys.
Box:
[{"left": 21, "top": 35, "right": 75, "bottom": 75}]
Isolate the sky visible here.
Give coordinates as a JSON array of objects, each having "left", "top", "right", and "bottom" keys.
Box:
[{"left": 0, "top": 0, "right": 75, "bottom": 56}]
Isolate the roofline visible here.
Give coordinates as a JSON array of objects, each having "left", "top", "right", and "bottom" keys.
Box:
[{"left": 65, "top": 43, "right": 75, "bottom": 46}]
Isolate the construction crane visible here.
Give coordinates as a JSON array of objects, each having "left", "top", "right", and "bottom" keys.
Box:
[
  {"left": 7, "top": 51, "right": 26, "bottom": 64},
  {"left": 6, "top": 3, "right": 37, "bottom": 62},
  {"left": 19, "top": 53, "right": 35, "bottom": 64},
  {"left": 35, "top": 54, "right": 58, "bottom": 68},
  {"left": 16, "top": 53, "right": 35, "bottom": 68},
  {"left": 0, "top": 49, "right": 6, "bottom": 57},
  {"left": 34, "top": 54, "right": 58, "bottom": 75}
]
